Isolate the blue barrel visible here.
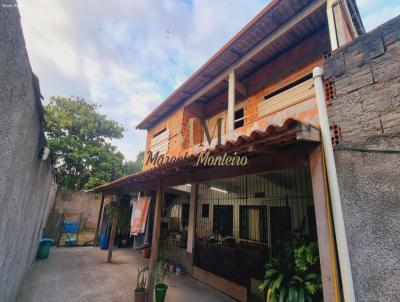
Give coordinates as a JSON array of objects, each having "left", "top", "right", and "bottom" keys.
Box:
[
  {"left": 100, "top": 234, "right": 109, "bottom": 250},
  {"left": 64, "top": 221, "right": 79, "bottom": 234}
]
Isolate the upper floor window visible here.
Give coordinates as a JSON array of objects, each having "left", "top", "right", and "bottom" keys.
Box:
[
  {"left": 150, "top": 128, "right": 169, "bottom": 155},
  {"left": 234, "top": 108, "right": 244, "bottom": 129}
]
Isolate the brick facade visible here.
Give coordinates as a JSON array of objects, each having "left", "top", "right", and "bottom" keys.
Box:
[{"left": 143, "top": 28, "right": 331, "bottom": 170}]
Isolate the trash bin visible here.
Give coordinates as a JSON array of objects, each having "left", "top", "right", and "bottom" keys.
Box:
[
  {"left": 100, "top": 234, "right": 109, "bottom": 250},
  {"left": 36, "top": 238, "right": 54, "bottom": 259}
]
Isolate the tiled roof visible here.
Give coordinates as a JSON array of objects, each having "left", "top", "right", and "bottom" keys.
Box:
[{"left": 93, "top": 118, "right": 320, "bottom": 192}]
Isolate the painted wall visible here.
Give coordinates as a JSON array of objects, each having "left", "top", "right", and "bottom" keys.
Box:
[
  {"left": 324, "top": 16, "right": 400, "bottom": 302},
  {"left": 54, "top": 188, "right": 112, "bottom": 229},
  {"left": 0, "top": 2, "right": 57, "bottom": 301}
]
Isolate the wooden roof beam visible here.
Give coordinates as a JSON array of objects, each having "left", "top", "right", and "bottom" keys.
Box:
[{"left": 182, "top": 0, "right": 326, "bottom": 108}]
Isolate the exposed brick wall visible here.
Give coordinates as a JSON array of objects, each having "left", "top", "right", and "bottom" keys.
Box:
[
  {"left": 143, "top": 28, "right": 330, "bottom": 170},
  {"left": 324, "top": 16, "right": 400, "bottom": 302}
]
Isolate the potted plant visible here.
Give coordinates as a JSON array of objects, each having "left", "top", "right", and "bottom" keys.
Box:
[
  {"left": 134, "top": 267, "right": 148, "bottom": 302},
  {"left": 154, "top": 259, "right": 168, "bottom": 302}
]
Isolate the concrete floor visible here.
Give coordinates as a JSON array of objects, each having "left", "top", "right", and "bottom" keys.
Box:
[{"left": 17, "top": 247, "right": 235, "bottom": 302}]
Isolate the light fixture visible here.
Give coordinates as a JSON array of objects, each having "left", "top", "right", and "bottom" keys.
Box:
[{"left": 210, "top": 186, "right": 228, "bottom": 194}]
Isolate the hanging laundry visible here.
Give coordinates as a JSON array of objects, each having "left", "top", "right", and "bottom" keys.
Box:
[{"left": 130, "top": 196, "right": 151, "bottom": 236}]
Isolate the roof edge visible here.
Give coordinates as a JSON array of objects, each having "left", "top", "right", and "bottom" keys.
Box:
[{"left": 136, "top": 0, "right": 282, "bottom": 130}]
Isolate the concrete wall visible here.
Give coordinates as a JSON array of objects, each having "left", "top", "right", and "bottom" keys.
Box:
[
  {"left": 54, "top": 188, "right": 111, "bottom": 229},
  {"left": 0, "top": 2, "right": 57, "bottom": 301},
  {"left": 324, "top": 16, "right": 400, "bottom": 302}
]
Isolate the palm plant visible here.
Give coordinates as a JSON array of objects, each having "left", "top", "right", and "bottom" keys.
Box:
[
  {"left": 259, "top": 235, "right": 322, "bottom": 302},
  {"left": 135, "top": 267, "right": 149, "bottom": 293},
  {"left": 155, "top": 259, "right": 168, "bottom": 285}
]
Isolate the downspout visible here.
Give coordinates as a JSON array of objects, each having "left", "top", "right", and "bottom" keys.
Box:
[{"left": 313, "top": 67, "right": 356, "bottom": 302}]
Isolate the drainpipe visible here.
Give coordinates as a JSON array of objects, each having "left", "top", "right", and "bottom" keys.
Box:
[{"left": 313, "top": 67, "right": 356, "bottom": 302}]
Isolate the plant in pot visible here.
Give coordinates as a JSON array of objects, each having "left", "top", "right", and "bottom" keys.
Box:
[
  {"left": 134, "top": 267, "right": 148, "bottom": 302},
  {"left": 154, "top": 259, "right": 168, "bottom": 302}
]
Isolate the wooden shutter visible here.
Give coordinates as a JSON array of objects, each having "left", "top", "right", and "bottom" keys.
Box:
[
  {"left": 150, "top": 128, "right": 169, "bottom": 155},
  {"left": 258, "top": 78, "right": 315, "bottom": 118}
]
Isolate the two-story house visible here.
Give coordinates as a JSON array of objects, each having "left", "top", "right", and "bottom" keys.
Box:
[{"left": 94, "top": 1, "right": 364, "bottom": 301}]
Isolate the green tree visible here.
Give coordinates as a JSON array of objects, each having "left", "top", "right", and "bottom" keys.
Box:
[
  {"left": 45, "top": 96, "right": 130, "bottom": 190},
  {"left": 122, "top": 151, "right": 145, "bottom": 175}
]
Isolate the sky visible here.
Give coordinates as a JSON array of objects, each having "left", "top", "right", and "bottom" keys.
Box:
[{"left": 18, "top": 0, "right": 400, "bottom": 161}]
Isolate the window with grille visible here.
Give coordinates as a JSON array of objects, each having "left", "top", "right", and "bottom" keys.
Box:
[
  {"left": 234, "top": 108, "right": 244, "bottom": 129},
  {"left": 239, "top": 206, "right": 267, "bottom": 243},
  {"left": 202, "top": 204, "right": 209, "bottom": 218},
  {"left": 213, "top": 205, "right": 233, "bottom": 237}
]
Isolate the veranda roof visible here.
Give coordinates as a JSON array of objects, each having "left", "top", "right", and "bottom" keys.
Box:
[{"left": 93, "top": 118, "right": 320, "bottom": 194}]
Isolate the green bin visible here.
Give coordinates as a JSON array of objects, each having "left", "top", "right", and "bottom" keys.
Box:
[{"left": 36, "top": 238, "right": 54, "bottom": 259}]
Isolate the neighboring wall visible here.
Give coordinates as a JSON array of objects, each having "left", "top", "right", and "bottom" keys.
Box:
[
  {"left": 0, "top": 2, "right": 57, "bottom": 301},
  {"left": 324, "top": 16, "right": 400, "bottom": 302},
  {"left": 54, "top": 188, "right": 111, "bottom": 229}
]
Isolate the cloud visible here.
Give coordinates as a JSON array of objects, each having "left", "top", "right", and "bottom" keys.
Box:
[
  {"left": 18, "top": 0, "right": 265, "bottom": 161},
  {"left": 18, "top": 0, "right": 399, "bottom": 161},
  {"left": 356, "top": 0, "right": 400, "bottom": 31}
]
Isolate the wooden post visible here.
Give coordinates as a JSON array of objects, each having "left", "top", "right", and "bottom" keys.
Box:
[
  {"left": 309, "top": 145, "right": 341, "bottom": 302},
  {"left": 107, "top": 198, "right": 119, "bottom": 263},
  {"left": 94, "top": 193, "right": 105, "bottom": 246},
  {"left": 187, "top": 183, "right": 198, "bottom": 255},
  {"left": 227, "top": 70, "right": 235, "bottom": 139},
  {"left": 147, "top": 182, "right": 163, "bottom": 302}
]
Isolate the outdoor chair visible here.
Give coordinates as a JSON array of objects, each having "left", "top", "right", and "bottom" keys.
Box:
[{"left": 63, "top": 220, "right": 80, "bottom": 246}]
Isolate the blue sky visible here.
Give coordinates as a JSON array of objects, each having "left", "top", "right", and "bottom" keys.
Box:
[{"left": 19, "top": 0, "right": 400, "bottom": 161}]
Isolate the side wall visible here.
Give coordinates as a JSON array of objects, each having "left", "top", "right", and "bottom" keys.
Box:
[
  {"left": 324, "top": 16, "right": 400, "bottom": 302},
  {"left": 0, "top": 2, "right": 56, "bottom": 301},
  {"left": 54, "top": 188, "right": 111, "bottom": 229}
]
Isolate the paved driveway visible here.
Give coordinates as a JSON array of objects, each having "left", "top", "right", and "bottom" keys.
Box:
[{"left": 17, "top": 247, "right": 234, "bottom": 302}]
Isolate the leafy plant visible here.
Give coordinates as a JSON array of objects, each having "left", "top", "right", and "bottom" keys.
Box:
[
  {"left": 135, "top": 267, "right": 149, "bottom": 293},
  {"left": 259, "top": 234, "right": 322, "bottom": 302},
  {"left": 155, "top": 259, "right": 168, "bottom": 285},
  {"left": 44, "top": 96, "right": 144, "bottom": 190},
  {"left": 105, "top": 201, "right": 131, "bottom": 233}
]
